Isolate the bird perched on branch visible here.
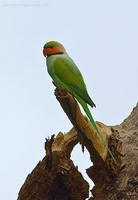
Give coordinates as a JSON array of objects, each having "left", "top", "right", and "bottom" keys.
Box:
[{"left": 43, "top": 41, "right": 116, "bottom": 163}]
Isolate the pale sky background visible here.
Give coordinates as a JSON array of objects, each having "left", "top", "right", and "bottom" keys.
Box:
[{"left": 0, "top": 0, "right": 138, "bottom": 199}]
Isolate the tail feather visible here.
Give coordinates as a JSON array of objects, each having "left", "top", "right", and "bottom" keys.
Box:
[{"left": 75, "top": 95, "right": 117, "bottom": 164}]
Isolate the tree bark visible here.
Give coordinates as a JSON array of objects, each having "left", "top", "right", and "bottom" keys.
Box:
[{"left": 18, "top": 88, "right": 138, "bottom": 200}]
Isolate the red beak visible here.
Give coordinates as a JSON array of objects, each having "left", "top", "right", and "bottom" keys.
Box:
[
  {"left": 43, "top": 48, "right": 47, "bottom": 57},
  {"left": 43, "top": 47, "right": 62, "bottom": 57}
]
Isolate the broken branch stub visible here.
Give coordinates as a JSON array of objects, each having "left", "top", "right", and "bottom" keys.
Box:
[{"left": 55, "top": 87, "right": 116, "bottom": 164}]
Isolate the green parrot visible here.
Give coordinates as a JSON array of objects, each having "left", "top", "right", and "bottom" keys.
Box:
[{"left": 43, "top": 41, "right": 116, "bottom": 163}]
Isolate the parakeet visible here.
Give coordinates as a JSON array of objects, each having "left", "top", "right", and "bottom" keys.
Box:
[{"left": 43, "top": 41, "right": 116, "bottom": 163}]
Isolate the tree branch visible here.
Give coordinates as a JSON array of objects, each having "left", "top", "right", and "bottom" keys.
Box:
[{"left": 18, "top": 88, "right": 138, "bottom": 200}]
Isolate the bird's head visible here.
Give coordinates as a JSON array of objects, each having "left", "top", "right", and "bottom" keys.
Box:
[{"left": 43, "top": 41, "right": 66, "bottom": 57}]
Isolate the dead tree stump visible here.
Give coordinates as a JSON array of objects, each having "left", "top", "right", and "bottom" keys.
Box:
[{"left": 18, "top": 88, "right": 138, "bottom": 200}]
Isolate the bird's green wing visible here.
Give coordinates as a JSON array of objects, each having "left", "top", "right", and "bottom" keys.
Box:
[
  {"left": 53, "top": 56, "right": 117, "bottom": 163},
  {"left": 53, "top": 56, "right": 96, "bottom": 107}
]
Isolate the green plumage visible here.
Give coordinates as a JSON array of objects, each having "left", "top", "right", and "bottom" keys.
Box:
[{"left": 44, "top": 41, "right": 116, "bottom": 163}]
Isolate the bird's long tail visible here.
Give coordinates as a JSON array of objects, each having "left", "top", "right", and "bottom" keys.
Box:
[{"left": 76, "top": 95, "right": 117, "bottom": 164}]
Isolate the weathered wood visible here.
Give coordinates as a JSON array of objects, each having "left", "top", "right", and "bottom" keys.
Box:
[
  {"left": 89, "top": 104, "right": 138, "bottom": 200},
  {"left": 18, "top": 88, "right": 138, "bottom": 200},
  {"left": 18, "top": 129, "right": 89, "bottom": 200}
]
